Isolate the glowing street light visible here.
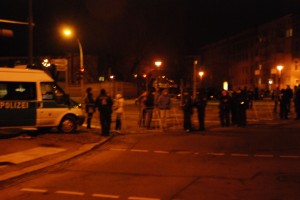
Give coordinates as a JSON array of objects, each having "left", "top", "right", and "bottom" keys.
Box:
[
  {"left": 155, "top": 61, "right": 162, "bottom": 68},
  {"left": 199, "top": 71, "right": 204, "bottom": 80},
  {"left": 277, "top": 65, "right": 283, "bottom": 88},
  {"left": 62, "top": 27, "right": 84, "bottom": 103},
  {"left": 154, "top": 61, "right": 162, "bottom": 91}
]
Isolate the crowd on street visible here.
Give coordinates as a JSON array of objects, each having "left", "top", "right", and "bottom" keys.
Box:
[{"left": 82, "top": 84, "right": 300, "bottom": 136}]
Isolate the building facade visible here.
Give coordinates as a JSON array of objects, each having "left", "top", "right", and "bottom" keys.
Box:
[{"left": 200, "top": 13, "right": 300, "bottom": 92}]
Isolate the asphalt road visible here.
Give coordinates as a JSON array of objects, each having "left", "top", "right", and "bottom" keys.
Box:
[{"left": 1, "top": 119, "right": 300, "bottom": 200}]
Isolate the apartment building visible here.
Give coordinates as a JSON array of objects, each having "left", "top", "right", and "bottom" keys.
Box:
[{"left": 200, "top": 13, "right": 300, "bottom": 92}]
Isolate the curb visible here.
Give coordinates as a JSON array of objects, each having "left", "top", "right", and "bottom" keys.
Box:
[{"left": 0, "top": 135, "right": 113, "bottom": 182}]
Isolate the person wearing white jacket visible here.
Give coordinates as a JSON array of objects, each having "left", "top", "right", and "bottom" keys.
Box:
[{"left": 114, "top": 93, "right": 124, "bottom": 132}]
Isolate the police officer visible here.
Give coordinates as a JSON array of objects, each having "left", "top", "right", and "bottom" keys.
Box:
[
  {"left": 219, "top": 90, "right": 231, "bottom": 127},
  {"left": 234, "top": 88, "right": 248, "bottom": 127},
  {"left": 194, "top": 90, "right": 207, "bottom": 131},
  {"left": 84, "top": 87, "right": 95, "bottom": 129},
  {"left": 181, "top": 89, "right": 193, "bottom": 132},
  {"left": 95, "top": 89, "right": 113, "bottom": 136}
]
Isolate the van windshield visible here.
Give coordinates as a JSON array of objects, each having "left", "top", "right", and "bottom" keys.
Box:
[{"left": 41, "top": 82, "right": 66, "bottom": 104}]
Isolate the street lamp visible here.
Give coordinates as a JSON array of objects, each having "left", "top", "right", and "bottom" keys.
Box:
[
  {"left": 277, "top": 65, "right": 283, "bottom": 88},
  {"left": 62, "top": 27, "right": 84, "bottom": 103},
  {"left": 199, "top": 71, "right": 204, "bottom": 80},
  {"left": 155, "top": 61, "right": 162, "bottom": 91},
  {"left": 198, "top": 71, "right": 204, "bottom": 92}
]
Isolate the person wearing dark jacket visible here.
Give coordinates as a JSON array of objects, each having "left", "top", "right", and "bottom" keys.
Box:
[
  {"left": 181, "top": 89, "right": 193, "bottom": 132},
  {"left": 95, "top": 89, "right": 113, "bottom": 136},
  {"left": 279, "top": 89, "right": 289, "bottom": 119},
  {"left": 84, "top": 87, "right": 95, "bottom": 129},
  {"left": 234, "top": 89, "right": 248, "bottom": 127},
  {"left": 144, "top": 90, "right": 155, "bottom": 129},
  {"left": 194, "top": 91, "right": 207, "bottom": 131},
  {"left": 219, "top": 90, "right": 231, "bottom": 127},
  {"left": 294, "top": 85, "right": 300, "bottom": 120}
]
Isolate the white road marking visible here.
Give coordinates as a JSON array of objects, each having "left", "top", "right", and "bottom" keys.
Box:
[
  {"left": 21, "top": 188, "right": 47, "bottom": 193},
  {"left": 0, "top": 147, "right": 66, "bottom": 164},
  {"left": 131, "top": 149, "right": 149, "bottom": 153},
  {"left": 207, "top": 152, "right": 225, "bottom": 156},
  {"left": 176, "top": 151, "right": 192, "bottom": 154},
  {"left": 92, "top": 193, "right": 120, "bottom": 198},
  {"left": 279, "top": 155, "right": 300, "bottom": 159},
  {"left": 55, "top": 190, "right": 85, "bottom": 196},
  {"left": 153, "top": 150, "right": 169, "bottom": 154},
  {"left": 109, "top": 148, "right": 300, "bottom": 161},
  {"left": 254, "top": 154, "right": 274, "bottom": 158},
  {"left": 110, "top": 148, "right": 127, "bottom": 151},
  {"left": 231, "top": 153, "right": 249, "bottom": 157},
  {"left": 128, "top": 197, "right": 160, "bottom": 200}
]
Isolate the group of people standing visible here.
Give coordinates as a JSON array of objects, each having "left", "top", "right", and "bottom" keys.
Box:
[
  {"left": 218, "top": 88, "right": 250, "bottom": 127},
  {"left": 84, "top": 88, "right": 124, "bottom": 136},
  {"left": 273, "top": 85, "right": 300, "bottom": 120},
  {"left": 136, "top": 88, "right": 171, "bottom": 129},
  {"left": 83, "top": 84, "right": 300, "bottom": 136}
]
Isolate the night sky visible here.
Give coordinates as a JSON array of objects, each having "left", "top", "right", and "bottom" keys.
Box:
[{"left": 1, "top": 0, "right": 300, "bottom": 76}]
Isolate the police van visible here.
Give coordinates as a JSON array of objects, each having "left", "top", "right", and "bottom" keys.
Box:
[{"left": 0, "top": 68, "right": 85, "bottom": 133}]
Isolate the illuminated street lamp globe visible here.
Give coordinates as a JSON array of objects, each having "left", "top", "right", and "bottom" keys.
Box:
[
  {"left": 199, "top": 71, "right": 204, "bottom": 79},
  {"left": 155, "top": 61, "right": 162, "bottom": 68}
]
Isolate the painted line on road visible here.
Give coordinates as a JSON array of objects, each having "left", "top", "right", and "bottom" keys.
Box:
[
  {"left": 207, "top": 152, "right": 225, "bottom": 156},
  {"left": 55, "top": 190, "right": 85, "bottom": 196},
  {"left": 110, "top": 148, "right": 127, "bottom": 151},
  {"left": 0, "top": 147, "right": 66, "bottom": 164},
  {"left": 21, "top": 188, "right": 47, "bottom": 193},
  {"left": 176, "top": 151, "right": 192, "bottom": 155},
  {"left": 92, "top": 193, "right": 120, "bottom": 198},
  {"left": 131, "top": 149, "right": 149, "bottom": 153},
  {"left": 128, "top": 197, "right": 160, "bottom": 200},
  {"left": 153, "top": 150, "right": 169, "bottom": 154},
  {"left": 231, "top": 153, "right": 249, "bottom": 157},
  {"left": 254, "top": 154, "right": 274, "bottom": 158},
  {"left": 279, "top": 155, "right": 300, "bottom": 159}
]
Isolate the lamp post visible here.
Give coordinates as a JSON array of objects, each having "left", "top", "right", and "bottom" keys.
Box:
[
  {"left": 277, "top": 65, "right": 283, "bottom": 89},
  {"left": 62, "top": 28, "right": 84, "bottom": 103},
  {"left": 155, "top": 61, "right": 162, "bottom": 91},
  {"left": 198, "top": 71, "right": 204, "bottom": 95}
]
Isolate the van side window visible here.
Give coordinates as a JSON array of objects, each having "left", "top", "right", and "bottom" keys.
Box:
[
  {"left": 41, "top": 82, "right": 64, "bottom": 103},
  {"left": 0, "top": 82, "right": 36, "bottom": 100}
]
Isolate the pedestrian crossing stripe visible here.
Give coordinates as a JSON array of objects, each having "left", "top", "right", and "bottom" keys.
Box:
[{"left": 0, "top": 147, "right": 66, "bottom": 164}]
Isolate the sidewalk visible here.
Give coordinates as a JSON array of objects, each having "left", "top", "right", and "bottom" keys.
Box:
[{"left": 0, "top": 127, "right": 112, "bottom": 182}]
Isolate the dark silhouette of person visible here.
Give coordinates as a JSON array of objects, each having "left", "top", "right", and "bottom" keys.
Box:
[
  {"left": 95, "top": 89, "right": 113, "bottom": 136},
  {"left": 194, "top": 90, "right": 207, "bottom": 131},
  {"left": 84, "top": 87, "right": 95, "bottom": 129},
  {"left": 219, "top": 90, "right": 231, "bottom": 127},
  {"left": 181, "top": 89, "right": 193, "bottom": 132}
]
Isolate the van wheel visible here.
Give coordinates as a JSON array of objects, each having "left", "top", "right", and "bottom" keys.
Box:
[{"left": 59, "top": 116, "right": 77, "bottom": 133}]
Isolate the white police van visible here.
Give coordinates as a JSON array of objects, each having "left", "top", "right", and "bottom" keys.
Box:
[{"left": 0, "top": 68, "right": 85, "bottom": 133}]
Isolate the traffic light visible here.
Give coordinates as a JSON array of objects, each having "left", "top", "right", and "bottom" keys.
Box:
[{"left": 76, "top": 68, "right": 85, "bottom": 81}]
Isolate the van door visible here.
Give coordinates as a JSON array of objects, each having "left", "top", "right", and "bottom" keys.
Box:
[
  {"left": 0, "top": 82, "right": 37, "bottom": 126},
  {"left": 36, "top": 82, "right": 69, "bottom": 126}
]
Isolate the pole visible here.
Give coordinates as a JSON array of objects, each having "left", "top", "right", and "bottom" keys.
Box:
[
  {"left": 193, "top": 60, "right": 197, "bottom": 99},
  {"left": 28, "top": 0, "right": 33, "bottom": 66},
  {"left": 76, "top": 38, "right": 84, "bottom": 104}
]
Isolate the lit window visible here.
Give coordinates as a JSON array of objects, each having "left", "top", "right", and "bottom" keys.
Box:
[{"left": 286, "top": 28, "right": 293, "bottom": 38}]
